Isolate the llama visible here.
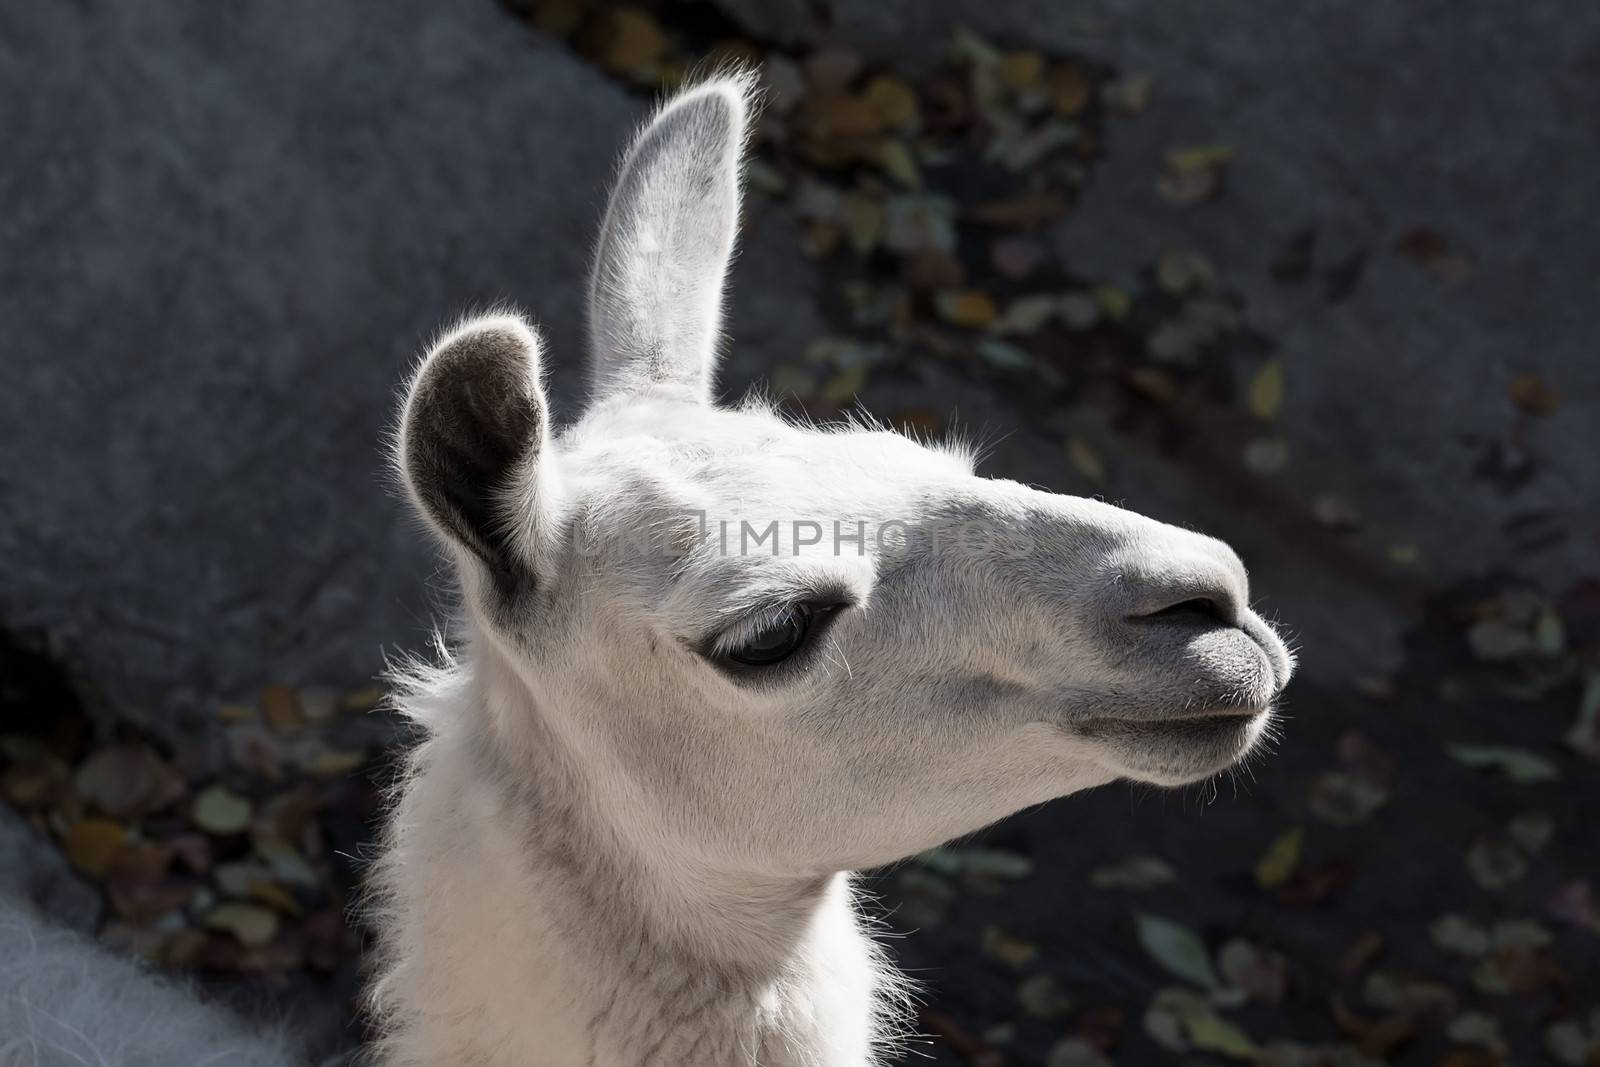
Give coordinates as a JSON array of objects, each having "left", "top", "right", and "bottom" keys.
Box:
[{"left": 368, "top": 72, "right": 1294, "bottom": 1066}]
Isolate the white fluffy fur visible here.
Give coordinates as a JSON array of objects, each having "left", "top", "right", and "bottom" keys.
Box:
[
  {"left": 370, "top": 73, "right": 1294, "bottom": 1067},
  {"left": 0, "top": 899, "right": 301, "bottom": 1067}
]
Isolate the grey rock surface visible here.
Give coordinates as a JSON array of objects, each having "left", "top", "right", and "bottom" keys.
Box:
[{"left": 0, "top": 2, "right": 649, "bottom": 748}]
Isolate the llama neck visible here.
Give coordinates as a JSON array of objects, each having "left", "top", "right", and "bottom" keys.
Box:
[{"left": 370, "top": 648, "right": 895, "bottom": 1067}]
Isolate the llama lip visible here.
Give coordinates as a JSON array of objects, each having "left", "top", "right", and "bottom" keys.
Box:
[{"left": 1074, "top": 709, "right": 1275, "bottom": 785}]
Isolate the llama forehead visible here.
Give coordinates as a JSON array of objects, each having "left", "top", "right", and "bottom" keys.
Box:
[
  {"left": 542, "top": 398, "right": 986, "bottom": 631},
  {"left": 558, "top": 399, "right": 974, "bottom": 520}
]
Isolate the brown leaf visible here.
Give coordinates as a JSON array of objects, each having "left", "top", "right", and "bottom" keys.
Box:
[
  {"left": 804, "top": 48, "right": 862, "bottom": 94},
  {"left": 799, "top": 93, "right": 883, "bottom": 166},
  {"left": 1340, "top": 931, "right": 1386, "bottom": 977},
  {"left": 583, "top": 7, "right": 669, "bottom": 80},
  {"left": 1102, "top": 74, "right": 1153, "bottom": 115},
  {"left": 990, "top": 237, "right": 1048, "bottom": 278},
  {"left": 526, "top": 0, "right": 584, "bottom": 36},
  {"left": 999, "top": 51, "right": 1044, "bottom": 89},
  {"left": 261, "top": 685, "right": 304, "bottom": 733},
  {"left": 936, "top": 290, "right": 999, "bottom": 328},
  {"left": 861, "top": 75, "right": 920, "bottom": 130},
  {"left": 106, "top": 870, "right": 196, "bottom": 924},
  {"left": 969, "top": 193, "right": 1068, "bottom": 228},
  {"left": 2, "top": 761, "right": 67, "bottom": 809},
  {"left": 1279, "top": 860, "right": 1354, "bottom": 907},
  {"left": 1508, "top": 373, "right": 1562, "bottom": 416},
  {"left": 1338, "top": 731, "right": 1396, "bottom": 785},
  {"left": 64, "top": 817, "right": 128, "bottom": 878},
  {"left": 1158, "top": 146, "right": 1233, "bottom": 204},
  {"left": 1048, "top": 64, "right": 1092, "bottom": 115},
  {"left": 74, "top": 744, "right": 185, "bottom": 818},
  {"left": 1396, "top": 227, "right": 1472, "bottom": 283},
  {"left": 1331, "top": 997, "right": 1418, "bottom": 1059},
  {"left": 981, "top": 925, "right": 1039, "bottom": 968},
  {"left": 340, "top": 686, "right": 384, "bottom": 714}
]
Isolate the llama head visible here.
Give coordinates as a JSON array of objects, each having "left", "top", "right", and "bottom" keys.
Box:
[{"left": 396, "top": 73, "right": 1294, "bottom": 878}]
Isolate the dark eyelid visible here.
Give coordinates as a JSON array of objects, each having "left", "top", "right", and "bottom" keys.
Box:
[
  {"left": 692, "top": 583, "right": 857, "bottom": 654},
  {"left": 701, "top": 601, "right": 850, "bottom": 682}
]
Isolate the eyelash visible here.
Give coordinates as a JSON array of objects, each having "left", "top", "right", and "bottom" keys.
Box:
[{"left": 705, "top": 602, "right": 849, "bottom": 679}]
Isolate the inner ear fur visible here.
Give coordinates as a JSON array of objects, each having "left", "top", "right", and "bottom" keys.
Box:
[
  {"left": 399, "top": 315, "right": 547, "bottom": 581},
  {"left": 586, "top": 72, "right": 756, "bottom": 403}
]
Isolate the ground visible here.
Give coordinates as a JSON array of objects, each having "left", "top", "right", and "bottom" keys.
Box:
[{"left": 0, "top": 1, "right": 1596, "bottom": 1064}]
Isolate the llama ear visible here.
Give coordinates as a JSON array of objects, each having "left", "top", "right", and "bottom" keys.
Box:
[
  {"left": 587, "top": 73, "right": 755, "bottom": 403},
  {"left": 398, "top": 314, "right": 549, "bottom": 582}
]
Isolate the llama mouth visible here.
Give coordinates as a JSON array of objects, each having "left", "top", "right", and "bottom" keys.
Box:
[{"left": 1073, "top": 708, "right": 1274, "bottom": 785}]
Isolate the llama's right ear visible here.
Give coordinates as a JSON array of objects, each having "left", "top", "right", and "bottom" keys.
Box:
[
  {"left": 587, "top": 73, "right": 755, "bottom": 404},
  {"left": 398, "top": 315, "right": 548, "bottom": 582}
]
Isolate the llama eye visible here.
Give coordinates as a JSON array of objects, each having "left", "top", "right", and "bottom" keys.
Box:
[{"left": 726, "top": 605, "right": 813, "bottom": 667}]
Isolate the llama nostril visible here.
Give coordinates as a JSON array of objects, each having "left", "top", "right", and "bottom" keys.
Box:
[{"left": 1127, "top": 582, "right": 1243, "bottom": 629}]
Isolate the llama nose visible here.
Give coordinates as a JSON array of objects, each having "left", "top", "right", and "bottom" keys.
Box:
[{"left": 1120, "top": 542, "right": 1250, "bottom": 631}]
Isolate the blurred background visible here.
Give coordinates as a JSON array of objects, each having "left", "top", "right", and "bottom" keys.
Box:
[{"left": 1, "top": 1, "right": 1596, "bottom": 1064}]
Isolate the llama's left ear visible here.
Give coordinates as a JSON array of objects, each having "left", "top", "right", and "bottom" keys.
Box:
[
  {"left": 587, "top": 73, "right": 755, "bottom": 404},
  {"left": 398, "top": 314, "right": 549, "bottom": 584}
]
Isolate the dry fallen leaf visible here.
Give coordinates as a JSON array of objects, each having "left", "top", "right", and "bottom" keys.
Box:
[
  {"left": 1136, "top": 914, "right": 1220, "bottom": 990},
  {"left": 876, "top": 140, "right": 922, "bottom": 188},
  {"left": 1449, "top": 744, "right": 1560, "bottom": 783},
  {"left": 1565, "top": 672, "right": 1600, "bottom": 760},
  {"left": 1065, "top": 438, "right": 1107, "bottom": 485},
  {"left": 586, "top": 6, "right": 669, "bottom": 80},
  {"left": 998, "top": 51, "right": 1044, "bottom": 89},
  {"left": 204, "top": 902, "right": 280, "bottom": 947},
  {"left": 1247, "top": 359, "right": 1286, "bottom": 420},
  {"left": 340, "top": 686, "right": 384, "bottom": 714},
  {"left": 1308, "top": 772, "right": 1388, "bottom": 825},
  {"left": 1185, "top": 1008, "right": 1260, "bottom": 1060},
  {"left": 1046, "top": 1037, "right": 1110, "bottom": 1067},
  {"left": 1432, "top": 914, "right": 1492, "bottom": 956},
  {"left": 1018, "top": 973, "right": 1072, "bottom": 1019},
  {"left": 1102, "top": 74, "right": 1153, "bottom": 115},
  {"left": 1466, "top": 837, "right": 1529, "bottom": 891},
  {"left": 1088, "top": 854, "right": 1174, "bottom": 890},
  {"left": 1155, "top": 248, "right": 1215, "bottom": 295},
  {"left": 1254, "top": 827, "right": 1304, "bottom": 889},
  {"left": 1507, "top": 373, "right": 1562, "bottom": 415},
  {"left": 861, "top": 74, "right": 921, "bottom": 130},
  {"left": 936, "top": 289, "right": 999, "bottom": 328},
  {"left": 1158, "top": 146, "right": 1234, "bottom": 205},
  {"left": 74, "top": 745, "right": 185, "bottom": 819},
  {"left": 1217, "top": 939, "right": 1288, "bottom": 1004},
  {"left": 1395, "top": 226, "right": 1472, "bottom": 283},
  {"left": 261, "top": 684, "right": 303, "bottom": 733},
  {"left": 193, "top": 785, "right": 253, "bottom": 835},
  {"left": 1243, "top": 437, "right": 1291, "bottom": 475},
  {"left": 1092, "top": 285, "right": 1132, "bottom": 321},
  {"left": 981, "top": 925, "right": 1039, "bottom": 968},
  {"left": 1047, "top": 63, "right": 1091, "bottom": 115},
  {"left": 64, "top": 817, "right": 128, "bottom": 878}
]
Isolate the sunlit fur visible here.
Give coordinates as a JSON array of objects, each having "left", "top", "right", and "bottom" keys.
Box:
[{"left": 368, "top": 72, "right": 1295, "bottom": 1067}]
